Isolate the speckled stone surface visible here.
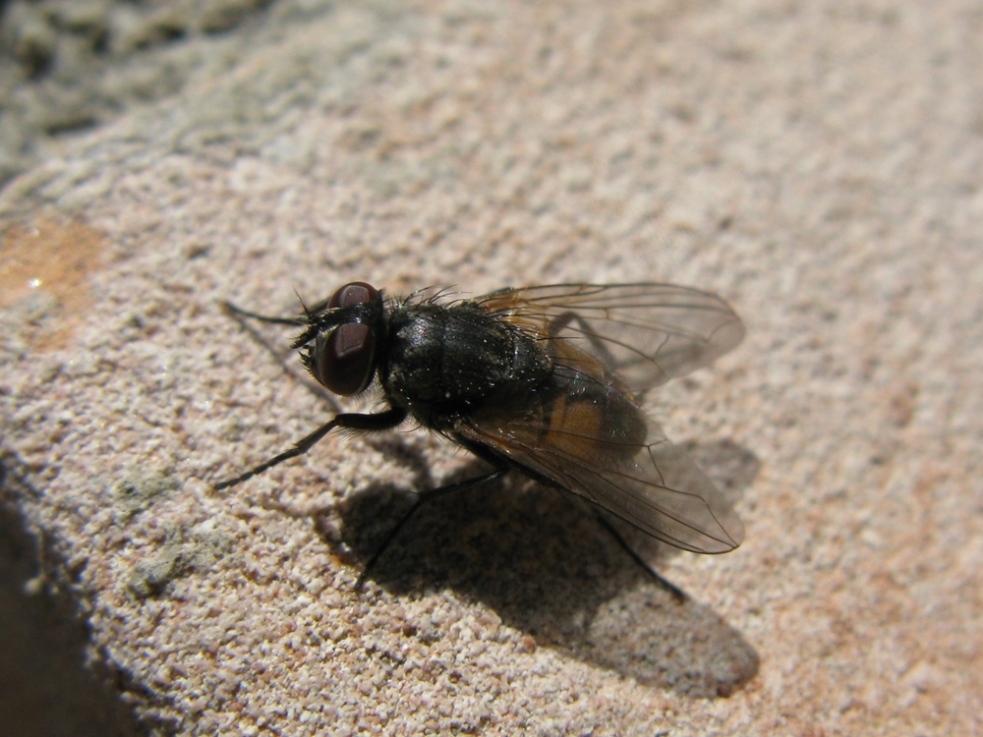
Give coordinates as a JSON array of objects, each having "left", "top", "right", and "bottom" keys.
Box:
[{"left": 1, "top": 0, "right": 980, "bottom": 735}]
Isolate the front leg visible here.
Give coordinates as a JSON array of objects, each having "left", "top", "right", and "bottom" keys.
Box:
[{"left": 214, "top": 407, "right": 407, "bottom": 490}]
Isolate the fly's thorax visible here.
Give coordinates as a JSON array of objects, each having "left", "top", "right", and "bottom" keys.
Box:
[{"left": 380, "top": 300, "right": 552, "bottom": 423}]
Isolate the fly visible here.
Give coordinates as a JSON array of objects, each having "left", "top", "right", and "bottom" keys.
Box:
[{"left": 214, "top": 282, "right": 745, "bottom": 589}]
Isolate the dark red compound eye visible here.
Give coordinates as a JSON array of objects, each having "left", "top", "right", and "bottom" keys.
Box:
[
  {"left": 328, "top": 281, "right": 378, "bottom": 310},
  {"left": 315, "top": 282, "right": 379, "bottom": 396}
]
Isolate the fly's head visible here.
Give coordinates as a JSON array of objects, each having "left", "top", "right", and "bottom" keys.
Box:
[{"left": 294, "top": 282, "right": 386, "bottom": 397}]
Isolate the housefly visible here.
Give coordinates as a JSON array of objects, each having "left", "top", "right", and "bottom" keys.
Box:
[{"left": 215, "top": 282, "right": 745, "bottom": 588}]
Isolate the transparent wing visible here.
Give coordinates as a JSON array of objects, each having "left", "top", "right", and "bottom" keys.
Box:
[
  {"left": 456, "top": 378, "right": 744, "bottom": 555},
  {"left": 474, "top": 283, "right": 744, "bottom": 395}
]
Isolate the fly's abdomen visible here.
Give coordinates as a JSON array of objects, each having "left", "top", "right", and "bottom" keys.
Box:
[{"left": 536, "top": 369, "right": 647, "bottom": 462}]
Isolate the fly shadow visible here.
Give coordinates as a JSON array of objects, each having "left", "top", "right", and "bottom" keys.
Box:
[{"left": 315, "top": 437, "right": 761, "bottom": 698}]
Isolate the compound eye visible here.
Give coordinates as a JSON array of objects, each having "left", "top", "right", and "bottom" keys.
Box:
[
  {"left": 314, "top": 282, "right": 380, "bottom": 396},
  {"left": 317, "top": 322, "right": 376, "bottom": 396},
  {"left": 329, "top": 281, "right": 378, "bottom": 309}
]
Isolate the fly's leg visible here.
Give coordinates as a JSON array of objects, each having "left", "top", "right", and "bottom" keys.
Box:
[
  {"left": 222, "top": 300, "right": 308, "bottom": 326},
  {"left": 542, "top": 315, "right": 682, "bottom": 589},
  {"left": 355, "top": 465, "right": 509, "bottom": 590},
  {"left": 592, "top": 513, "right": 688, "bottom": 602},
  {"left": 545, "top": 311, "right": 621, "bottom": 367},
  {"left": 214, "top": 407, "right": 407, "bottom": 490},
  {"left": 220, "top": 300, "right": 339, "bottom": 405}
]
